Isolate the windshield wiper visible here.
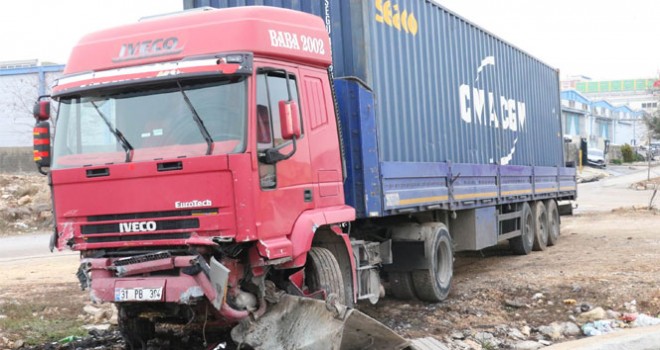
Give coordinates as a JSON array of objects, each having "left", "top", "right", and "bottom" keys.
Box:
[
  {"left": 90, "top": 101, "right": 134, "bottom": 162},
  {"left": 176, "top": 81, "right": 214, "bottom": 155}
]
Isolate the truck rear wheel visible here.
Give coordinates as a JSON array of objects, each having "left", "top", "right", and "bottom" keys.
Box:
[
  {"left": 545, "top": 199, "right": 560, "bottom": 246},
  {"left": 411, "top": 224, "right": 453, "bottom": 302},
  {"left": 532, "top": 201, "right": 548, "bottom": 251},
  {"left": 306, "top": 247, "right": 348, "bottom": 306},
  {"left": 509, "top": 202, "right": 534, "bottom": 255},
  {"left": 388, "top": 271, "right": 417, "bottom": 300}
]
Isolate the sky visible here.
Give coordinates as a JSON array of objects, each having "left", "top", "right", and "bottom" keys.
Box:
[
  {"left": 0, "top": 0, "right": 182, "bottom": 64},
  {"left": 1, "top": 0, "right": 659, "bottom": 81},
  {"left": 433, "top": 0, "right": 660, "bottom": 81}
]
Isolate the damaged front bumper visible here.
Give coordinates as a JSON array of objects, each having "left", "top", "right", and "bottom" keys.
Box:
[{"left": 78, "top": 252, "right": 249, "bottom": 322}]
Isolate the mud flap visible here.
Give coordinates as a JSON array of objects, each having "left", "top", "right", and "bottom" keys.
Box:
[{"left": 230, "top": 294, "right": 410, "bottom": 350}]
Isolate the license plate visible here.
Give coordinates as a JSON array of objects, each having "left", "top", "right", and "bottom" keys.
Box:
[{"left": 115, "top": 287, "right": 163, "bottom": 302}]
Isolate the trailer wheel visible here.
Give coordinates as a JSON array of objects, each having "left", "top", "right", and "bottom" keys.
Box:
[
  {"left": 306, "top": 247, "right": 347, "bottom": 305},
  {"left": 388, "top": 271, "right": 417, "bottom": 300},
  {"left": 118, "top": 307, "right": 155, "bottom": 350},
  {"left": 545, "top": 199, "right": 560, "bottom": 246},
  {"left": 509, "top": 202, "right": 534, "bottom": 255},
  {"left": 532, "top": 201, "right": 548, "bottom": 251},
  {"left": 411, "top": 224, "right": 453, "bottom": 302}
]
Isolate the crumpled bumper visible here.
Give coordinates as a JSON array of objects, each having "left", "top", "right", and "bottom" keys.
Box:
[{"left": 80, "top": 254, "right": 249, "bottom": 322}]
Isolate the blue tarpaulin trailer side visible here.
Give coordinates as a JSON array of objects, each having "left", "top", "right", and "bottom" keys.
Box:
[{"left": 186, "top": 0, "right": 576, "bottom": 218}]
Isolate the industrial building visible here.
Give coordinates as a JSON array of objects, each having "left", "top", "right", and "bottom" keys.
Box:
[
  {"left": 0, "top": 60, "right": 64, "bottom": 172},
  {"left": 0, "top": 60, "right": 64, "bottom": 148},
  {"left": 560, "top": 89, "right": 647, "bottom": 159}
]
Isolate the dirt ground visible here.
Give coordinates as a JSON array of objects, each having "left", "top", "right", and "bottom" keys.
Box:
[
  {"left": 0, "top": 174, "right": 52, "bottom": 236},
  {"left": 361, "top": 209, "right": 660, "bottom": 340},
  {"left": 2, "top": 210, "right": 658, "bottom": 348},
  {"left": 1, "top": 172, "right": 660, "bottom": 348}
]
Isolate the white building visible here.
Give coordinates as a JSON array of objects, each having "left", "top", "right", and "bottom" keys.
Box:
[{"left": 560, "top": 90, "right": 646, "bottom": 149}]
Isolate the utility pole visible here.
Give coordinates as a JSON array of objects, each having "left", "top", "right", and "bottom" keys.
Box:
[{"left": 648, "top": 127, "right": 652, "bottom": 181}]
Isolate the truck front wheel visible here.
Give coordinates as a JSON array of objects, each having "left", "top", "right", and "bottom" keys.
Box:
[
  {"left": 411, "top": 224, "right": 453, "bottom": 302},
  {"left": 306, "top": 247, "right": 348, "bottom": 306}
]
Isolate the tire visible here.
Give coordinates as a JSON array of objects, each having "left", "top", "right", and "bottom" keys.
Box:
[
  {"left": 388, "top": 271, "right": 417, "bottom": 300},
  {"left": 532, "top": 201, "right": 548, "bottom": 251},
  {"left": 545, "top": 199, "right": 560, "bottom": 246},
  {"left": 411, "top": 224, "right": 453, "bottom": 302},
  {"left": 509, "top": 202, "right": 534, "bottom": 255},
  {"left": 306, "top": 247, "right": 348, "bottom": 306},
  {"left": 118, "top": 309, "right": 155, "bottom": 350}
]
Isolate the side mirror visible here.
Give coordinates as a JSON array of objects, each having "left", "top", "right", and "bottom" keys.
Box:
[
  {"left": 33, "top": 121, "right": 51, "bottom": 173},
  {"left": 33, "top": 98, "right": 51, "bottom": 121},
  {"left": 278, "top": 100, "right": 300, "bottom": 140}
]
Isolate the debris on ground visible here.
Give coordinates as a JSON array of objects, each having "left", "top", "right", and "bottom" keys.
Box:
[
  {"left": 0, "top": 174, "right": 51, "bottom": 235},
  {"left": 22, "top": 330, "right": 125, "bottom": 350},
  {"left": 631, "top": 176, "right": 660, "bottom": 190},
  {"left": 581, "top": 320, "right": 616, "bottom": 336},
  {"left": 576, "top": 167, "right": 608, "bottom": 183}
]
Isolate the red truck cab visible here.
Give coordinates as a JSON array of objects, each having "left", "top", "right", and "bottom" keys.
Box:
[{"left": 36, "top": 7, "right": 357, "bottom": 347}]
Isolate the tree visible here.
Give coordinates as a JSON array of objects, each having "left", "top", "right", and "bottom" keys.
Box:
[
  {"left": 643, "top": 110, "right": 660, "bottom": 139},
  {"left": 641, "top": 109, "right": 660, "bottom": 181},
  {"left": 621, "top": 143, "right": 634, "bottom": 163},
  {"left": 0, "top": 72, "right": 59, "bottom": 147}
]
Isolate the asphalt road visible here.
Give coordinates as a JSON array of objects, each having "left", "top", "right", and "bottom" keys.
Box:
[
  {"left": 0, "top": 232, "right": 77, "bottom": 262},
  {"left": 575, "top": 163, "right": 660, "bottom": 213}
]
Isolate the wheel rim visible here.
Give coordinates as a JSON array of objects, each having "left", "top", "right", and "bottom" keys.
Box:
[{"left": 436, "top": 238, "right": 452, "bottom": 285}]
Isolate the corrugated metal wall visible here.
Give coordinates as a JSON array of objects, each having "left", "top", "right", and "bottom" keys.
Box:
[
  {"left": 187, "top": 0, "right": 564, "bottom": 167},
  {"left": 367, "top": 1, "right": 563, "bottom": 166}
]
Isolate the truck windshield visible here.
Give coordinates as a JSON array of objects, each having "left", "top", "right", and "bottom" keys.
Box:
[{"left": 52, "top": 76, "right": 247, "bottom": 169}]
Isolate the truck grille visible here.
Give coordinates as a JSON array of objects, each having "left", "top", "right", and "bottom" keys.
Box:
[
  {"left": 85, "top": 233, "right": 191, "bottom": 243},
  {"left": 81, "top": 219, "right": 199, "bottom": 235},
  {"left": 78, "top": 209, "right": 218, "bottom": 245},
  {"left": 113, "top": 251, "right": 172, "bottom": 266}
]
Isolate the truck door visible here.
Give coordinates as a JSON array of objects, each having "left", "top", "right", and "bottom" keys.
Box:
[{"left": 254, "top": 65, "right": 314, "bottom": 244}]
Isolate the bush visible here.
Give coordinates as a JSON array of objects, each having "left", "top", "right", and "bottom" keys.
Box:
[
  {"left": 636, "top": 153, "right": 647, "bottom": 162},
  {"left": 611, "top": 159, "right": 622, "bottom": 165},
  {"left": 621, "top": 144, "right": 634, "bottom": 163}
]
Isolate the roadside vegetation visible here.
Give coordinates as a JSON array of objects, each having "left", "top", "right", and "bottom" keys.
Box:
[{"left": 0, "top": 284, "right": 87, "bottom": 346}]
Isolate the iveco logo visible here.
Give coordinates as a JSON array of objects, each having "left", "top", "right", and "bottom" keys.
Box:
[
  {"left": 113, "top": 36, "right": 184, "bottom": 62},
  {"left": 175, "top": 199, "right": 212, "bottom": 209},
  {"left": 119, "top": 221, "right": 157, "bottom": 233}
]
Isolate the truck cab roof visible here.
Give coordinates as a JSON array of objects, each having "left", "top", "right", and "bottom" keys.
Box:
[{"left": 55, "top": 6, "right": 331, "bottom": 94}]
